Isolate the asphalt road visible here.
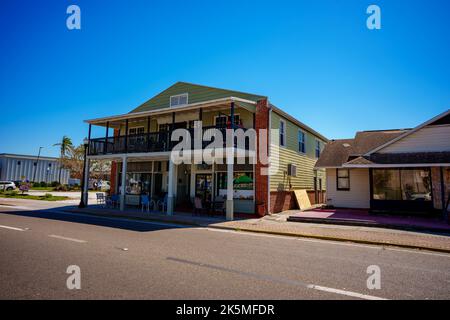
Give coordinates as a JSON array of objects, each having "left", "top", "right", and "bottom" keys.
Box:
[{"left": 0, "top": 201, "right": 449, "bottom": 300}]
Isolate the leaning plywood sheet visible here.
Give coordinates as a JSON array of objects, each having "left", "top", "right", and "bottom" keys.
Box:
[{"left": 293, "top": 189, "right": 312, "bottom": 210}]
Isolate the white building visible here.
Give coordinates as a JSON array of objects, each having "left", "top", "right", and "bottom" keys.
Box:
[{"left": 0, "top": 153, "right": 70, "bottom": 184}]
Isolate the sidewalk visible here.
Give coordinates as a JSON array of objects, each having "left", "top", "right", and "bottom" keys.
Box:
[
  {"left": 287, "top": 208, "right": 450, "bottom": 233},
  {"left": 67, "top": 206, "right": 450, "bottom": 253}
]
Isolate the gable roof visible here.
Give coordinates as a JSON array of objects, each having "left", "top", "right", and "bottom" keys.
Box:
[
  {"left": 364, "top": 109, "right": 450, "bottom": 155},
  {"left": 314, "top": 129, "right": 407, "bottom": 168},
  {"left": 129, "top": 81, "right": 266, "bottom": 113}
]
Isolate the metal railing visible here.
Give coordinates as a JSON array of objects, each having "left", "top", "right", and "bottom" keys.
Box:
[{"left": 88, "top": 126, "right": 249, "bottom": 156}]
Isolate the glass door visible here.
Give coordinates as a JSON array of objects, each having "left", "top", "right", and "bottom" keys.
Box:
[{"left": 195, "top": 174, "right": 212, "bottom": 202}]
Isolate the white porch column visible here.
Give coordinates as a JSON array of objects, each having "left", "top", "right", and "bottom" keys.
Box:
[
  {"left": 167, "top": 160, "right": 175, "bottom": 215},
  {"left": 120, "top": 156, "right": 127, "bottom": 211},
  {"left": 150, "top": 161, "right": 155, "bottom": 199},
  {"left": 226, "top": 160, "right": 234, "bottom": 221},
  {"left": 82, "top": 158, "right": 90, "bottom": 206}
]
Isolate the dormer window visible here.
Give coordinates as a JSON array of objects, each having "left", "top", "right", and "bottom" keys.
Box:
[{"left": 170, "top": 93, "right": 188, "bottom": 107}]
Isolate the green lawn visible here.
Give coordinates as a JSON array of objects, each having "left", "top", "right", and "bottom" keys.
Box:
[
  {"left": 0, "top": 192, "right": 70, "bottom": 201},
  {"left": 29, "top": 187, "right": 56, "bottom": 191}
]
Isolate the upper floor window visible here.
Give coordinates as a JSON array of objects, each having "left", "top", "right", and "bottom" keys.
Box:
[
  {"left": 215, "top": 115, "right": 240, "bottom": 128},
  {"left": 279, "top": 120, "right": 286, "bottom": 146},
  {"left": 159, "top": 124, "right": 169, "bottom": 132},
  {"left": 298, "top": 130, "right": 305, "bottom": 153},
  {"left": 170, "top": 93, "right": 188, "bottom": 107},
  {"left": 315, "top": 140, "right": 321, "bottom": 158},
  {"left": 129, "top": 127, "right": 145, "bottom": 135}
]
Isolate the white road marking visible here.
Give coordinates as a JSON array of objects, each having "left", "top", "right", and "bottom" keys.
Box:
[
  {"left": 0, "top": 224, "right": 26, "bottom": 231},
  {"left": 48, "top": 235, "right": 87, "bottom": 243},
  {"left": 307, "top": 284, "right": 387, "bottom": 300},
  {"left": 0, "top": 204, "right": 35, "bottom": 210}
]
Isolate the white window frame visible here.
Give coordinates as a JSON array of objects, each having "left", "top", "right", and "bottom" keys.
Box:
[
  {"left": 214, "top": 114, "right": 240, "bottom": 126},
  {"left": 170, "top": 93, "right": 189, "bottom": 108},
  {"left": 315, "top": 139, "right": 321, "bottom": 158},
  {"left": 129, "top": 126, "right": 145, "bottom": 135},
  {"left": 279, "top": 120, "right": 286, "bottom": 147},
  {"left": 298, "top": 130, "right": 306, "bottom": 153}
]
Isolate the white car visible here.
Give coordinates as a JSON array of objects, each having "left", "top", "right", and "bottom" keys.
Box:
[{"left": 0, "top": 181, "right": 16, "bottom": 191}]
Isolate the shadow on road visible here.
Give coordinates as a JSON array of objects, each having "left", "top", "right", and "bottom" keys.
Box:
[{"left": 0, "top": 206, "right": 186, "bottom": 232}]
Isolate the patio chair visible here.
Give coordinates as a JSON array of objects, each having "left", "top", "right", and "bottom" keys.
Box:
[
  {"left": 106, "top": 194, "right": 120, "bottom": 208},
  {"left": 149, "top": 197, "right": 157, "bottom": 211},
  {"left": 157, "top": 194, "right": 168, "bottom": 212},
  {"left": 96, "top": 193, "right": 106, "bottom": 206},
  {"left": 193, "top": 197, "right": 209, "bottom": 216},
  {"left": 213, "top": 196, "right": 226, "bottom": 216},
  {"left": 141, "top": 195, "right": 150, "bottom": 212}
]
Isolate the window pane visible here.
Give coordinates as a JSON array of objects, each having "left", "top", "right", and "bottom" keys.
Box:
[
  {"left": 337, "top": 169, "right": 349, "bottom": 178},
  {"left": 401, "top": 169, "right": 431, "bottom": 201},
  {"left": 338, "top": 177, "right": 349, "bottom": 189},
  {"left": 179, "top": 95, "right": 187, "bottom": 105},
  {"left": 372, "top": 169, "right": 401, "bottom": 200}
]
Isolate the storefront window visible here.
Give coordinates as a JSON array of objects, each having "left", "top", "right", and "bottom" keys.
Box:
[
  {"left": 216, "top": 172, "right": 254, "bottom": 200},
  {"left": 400, "top": 169, "right": 431, "bottom": 201},
  {"left": 119, "top": 172, "right": 151, "bottom": 195},
  {"left": 372, "top": 169, "right": 431, "bottom": 201}
]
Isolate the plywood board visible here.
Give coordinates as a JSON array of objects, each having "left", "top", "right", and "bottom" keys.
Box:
[{"left": 293, "top": 189, "right": 312, "bottom": 210}]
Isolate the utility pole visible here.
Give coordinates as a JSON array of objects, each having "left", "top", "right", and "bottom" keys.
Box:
[{"left": 32, "top": 147, "right": 43, "bottom": 183}]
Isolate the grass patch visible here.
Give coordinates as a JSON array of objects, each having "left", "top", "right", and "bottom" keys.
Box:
[
  {"left": 0, "top": 191, "right": 69, "bottom": 201},
  {"left": 29, "top": 187, "right": 56, "bottom": 191}
]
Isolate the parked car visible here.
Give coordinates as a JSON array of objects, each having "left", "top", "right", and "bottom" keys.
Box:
[
  {"left": 68, "top": 178, "right": 80, "bottom": 186},
  {"left": 0, "top": 181, "right": 16, "bottom": 191},
  {"left": 97, "top": 180, "right": 110, "bottom": 191}
]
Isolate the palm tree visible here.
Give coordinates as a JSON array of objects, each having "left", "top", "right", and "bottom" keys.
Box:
[{"left": 53, "top": 136, "right": 73, "bottom": 184}]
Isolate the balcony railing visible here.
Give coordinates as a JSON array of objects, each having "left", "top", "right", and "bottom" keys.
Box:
[{"left": 88, "top": 126, "right": 250, "bottom": 156}]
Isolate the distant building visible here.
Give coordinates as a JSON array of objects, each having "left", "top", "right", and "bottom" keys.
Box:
[{"left": 0, "top": 153, "right": 70, "bottom": 184}]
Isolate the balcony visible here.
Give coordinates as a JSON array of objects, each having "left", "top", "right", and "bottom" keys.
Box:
[{"left": 87, "top": 126, "right": 250, "bottom": 156}]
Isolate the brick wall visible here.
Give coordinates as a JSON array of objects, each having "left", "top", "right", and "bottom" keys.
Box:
[
  {"left": 270, "top": 190, "right": 327, "bottom": 213},
  {"left": 254, "top": 98, "right": 270, "bottom": 215}
]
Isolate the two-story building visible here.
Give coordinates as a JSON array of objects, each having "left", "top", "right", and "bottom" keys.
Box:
[{"left": 82, "top": 82, "right": 327, "bottom": 219}]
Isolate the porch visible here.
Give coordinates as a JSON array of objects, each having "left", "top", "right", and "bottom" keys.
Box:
[
  {"left": 82, "top": 155, "right": 257, "bottom": 221},
  {"left": 85, "top": 97, "right": 256, "bottom": 157}
]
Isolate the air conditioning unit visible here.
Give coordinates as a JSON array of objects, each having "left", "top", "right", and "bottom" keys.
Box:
[{"left": 287, "top": 164, "right": 297, "bottom": 177}]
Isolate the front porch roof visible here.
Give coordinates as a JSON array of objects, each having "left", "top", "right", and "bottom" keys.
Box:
[
  {"left": 87, "top": 148, "right": 257, "bottom": 161},
  {"left": 84, "top": 97, "right": 257, "bottom": 127}
]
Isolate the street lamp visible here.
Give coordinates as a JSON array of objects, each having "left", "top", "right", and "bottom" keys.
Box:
[{"left": 78, "top": 137, "right": 89, "bottom": 208}]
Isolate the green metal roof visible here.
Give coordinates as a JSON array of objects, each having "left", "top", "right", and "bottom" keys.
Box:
[{"left": 129, "top": 81, "right": 266, "bottom": 113}]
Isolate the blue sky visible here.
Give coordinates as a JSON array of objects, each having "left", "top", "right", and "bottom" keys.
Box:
[{"left": 0, "top": 0, "right": 449, "bottom": 157}]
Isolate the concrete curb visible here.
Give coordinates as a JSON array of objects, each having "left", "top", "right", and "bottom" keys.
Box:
[
  {"left": 64, "top": 209, "right": 450, "bottom": 254},
  {"left": 287, "top": 216, "right": 450, "bottom": 234},
  {"left": 206, "top": 225, "right": 450, "bottom": 254}
]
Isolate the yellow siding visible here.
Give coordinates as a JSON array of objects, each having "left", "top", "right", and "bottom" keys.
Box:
[{"left": 270, "top": 112, "right": 326, "bottom": 191}]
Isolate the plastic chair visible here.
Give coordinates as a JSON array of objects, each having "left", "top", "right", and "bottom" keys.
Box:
[
  {"left": 141, "top": 195, "right": 150, "bottom": 212},
  {"left": 157, "top": 194, "right": 168, "bottom": 212},
  {"left": 96, "top": 193, "right": 106, "bottom": 206},
  {"left": 193, "top": 197, "right": 209, "bottom": 216},
  {"left": 107, "top": 194, "right": 120, "bottom": 208}
]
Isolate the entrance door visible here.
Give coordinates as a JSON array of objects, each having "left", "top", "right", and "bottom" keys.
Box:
[{"left": 195, "top": 174, "right": 212, "bottom": 202}]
